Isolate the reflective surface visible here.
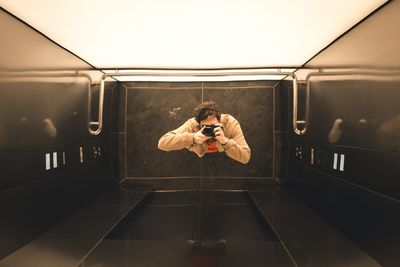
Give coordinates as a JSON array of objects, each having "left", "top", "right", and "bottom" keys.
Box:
[
  {"left": 286, "top": 71, "right": 400, "bottom": 266},
  {"left": 307, "top": 77, "right": 400, "bottom": 153},
  {"left": 251, "top": 189, "right": 381, "bottom": 267},
  {"left": 123, "top": 81, "right": 276, "bottom": 179},
  {"left": 0, "top": 75, "right": 117, "bottom": 260},
  {"left": 80, "top": 240, "right": 292, "bottom": 267},
  {"left": 0, "top": 188, "right": 146, "bottom": 267},
  {"left": 80, "top": 191, "right": 295, "bottom": 267}
]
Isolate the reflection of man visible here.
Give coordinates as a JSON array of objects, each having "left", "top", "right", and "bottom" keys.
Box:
[{"left": 158, "top": 101, "right": 251, "bottom": 164}]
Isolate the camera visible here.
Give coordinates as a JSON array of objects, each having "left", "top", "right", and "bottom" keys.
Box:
[{"left": 202, "top": 124, "right": 218, "bottom": 137}]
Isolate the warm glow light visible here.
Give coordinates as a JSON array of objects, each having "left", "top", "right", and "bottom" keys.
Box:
[
  {"left": 111, "top": 75, "right": 286, "bottom": 82},
  {"left": 0, "top": 0, "right": 386, "bottom": 69},
  {"left": 102, "top": 68, "right": 293, "bottom": 81}
]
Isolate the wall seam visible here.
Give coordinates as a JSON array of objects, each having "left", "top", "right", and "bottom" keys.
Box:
[
  {"left": 272, "top": 83, "right": 276, "bottom": 179},
  {"left": 124, "top": 176, "right": 277, "bottom": 179},
  {"left": 125, "top": 86, "right": 275, "bottom": 90},
  {"left": 124, "top": 83, "right": 128, "bottom": 181}
]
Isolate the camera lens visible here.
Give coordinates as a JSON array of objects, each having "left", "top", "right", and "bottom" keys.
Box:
[{"left": 203, "top": 126, "right": 215, "bottom": 137}]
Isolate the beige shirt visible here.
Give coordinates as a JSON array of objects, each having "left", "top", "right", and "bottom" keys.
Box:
[{"left": 158, "top": 114, "right": 251, "bottom": 164}]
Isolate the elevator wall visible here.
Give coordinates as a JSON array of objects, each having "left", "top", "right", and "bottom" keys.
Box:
[
  {"left": 284, "top": 1, "right": 400, "bottom": 266},
  {"left": 116, "top": 81, "right": 287, "bottom": 190},
  {"left": 0, "top": 9, "right": 119, "bottom": 259}
]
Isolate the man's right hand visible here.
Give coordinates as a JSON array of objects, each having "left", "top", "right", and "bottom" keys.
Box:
[{"left": 193, "top": 126, "right": 210, "bottom": 144}]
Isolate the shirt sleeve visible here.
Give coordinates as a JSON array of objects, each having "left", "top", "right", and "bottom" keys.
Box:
[
  {"left": 157, "top": 119, "right": 196, "bottom": 151},
  {"left": 220, "top": 117, "right": 251, "bottom": 164}
]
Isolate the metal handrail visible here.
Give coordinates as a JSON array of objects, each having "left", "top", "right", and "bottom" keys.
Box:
[
  {"left": 99, "top": 69, "right": 305, "bottom": 135},
  {"left": 0, "top": 71, "right": 97, "bottom": 135},
  {"left": 88, "top": 81, "right": 104, "bottom": 136},
  {"left": 306, "top": 70, "right": 400, "bottom": 81},
  {"left": 292, "top": 76, "right": 307, "bottom": 135}
]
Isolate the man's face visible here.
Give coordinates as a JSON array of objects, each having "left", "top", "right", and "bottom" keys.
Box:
[{"left": 200, "top": 115, "right": 219, "bottom": 128}]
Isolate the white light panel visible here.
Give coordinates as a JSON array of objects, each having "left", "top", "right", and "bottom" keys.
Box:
[
  {"left": 0, "top": 0, "right": 386, "bottom": 69},
  {"left": 103, "top": 68, "right": 294, "bottom": 81},
  {"left": 340, "top": 154, "right": 345, "bottom": 171},
  {"left": 45, "top": 153, "right": 51, "bottom": 170},
  {"left": 333, "top": 153, "right": 338, "bottom": 170}
]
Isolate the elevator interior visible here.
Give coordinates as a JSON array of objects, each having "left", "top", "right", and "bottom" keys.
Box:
[{"left": 1, "top": 1, "right": 400, "bottom": 267}]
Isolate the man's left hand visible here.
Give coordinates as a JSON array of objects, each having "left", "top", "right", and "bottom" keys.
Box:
[{"left": 214, "top": 124, "right": 228, "bottom": 145}]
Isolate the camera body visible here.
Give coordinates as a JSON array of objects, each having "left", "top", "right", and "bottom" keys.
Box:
[{"left": 202, "top": 124, "right": 218, "bottom": 137}]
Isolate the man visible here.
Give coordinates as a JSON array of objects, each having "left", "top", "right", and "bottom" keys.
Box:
[{"left": 158, "top": 101, "right": 251, "bottom": 164}]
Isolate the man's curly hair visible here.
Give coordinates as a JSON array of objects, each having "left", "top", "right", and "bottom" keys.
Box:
[{"left": 194, "top": 101, "right": 221, "bottom": 123}]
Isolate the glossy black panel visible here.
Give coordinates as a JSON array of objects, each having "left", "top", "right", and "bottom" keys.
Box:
[
  {"left": 0, "top": 174, "right": 115, "bottom": 260},
  {"left": 0, "top": 79, "right": 116, "bottom": 192},
  {"left": 345, "top": 149, "right": 400, "bottom": 199},
  {"left": 0, "top": 147, "right": 44, "bottom": 192},
  {"left": 306, "top": 78, "right": 400, "bottom": 151},
  {"left": 0, "top": 79, "right": 87, "bottom": 148},
  {"left": 286, "top": 72, "right": 400, "bottom": 266},
  {"left": 285, "top": 165, "right": 400, "bottom": 267},
  {"left": 251, "top": 189, "right": 381, "bottom": 267},
  {"left": 0, "top": 188, "right": 145, "bottom": 267},
  {"left": 288, "top": 143, "right": 400, "bottom": 201},
  {"left": 0, "top": 7, "right": 119, "bottom": 262},
  {"left": 0, "top": 78, "right": 118, "bottom": 259}
]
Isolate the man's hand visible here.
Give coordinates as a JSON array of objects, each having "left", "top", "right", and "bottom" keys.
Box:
[
  {"left": 194, "top": 126, "right": 210, "bottom": 144},
  {"left": 214, "top": 123, "right": 228, "bottom": 145}
]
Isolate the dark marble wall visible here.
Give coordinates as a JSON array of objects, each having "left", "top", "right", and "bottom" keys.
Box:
[
  {"left": 202, "top": 82, "right": 273, "bottom": 177},
  {"left": 126, "top": 84, "right": 202, "bottom": 178},
  {"left": 120, "top": 81, "right": 281, "bottom": 188}
]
